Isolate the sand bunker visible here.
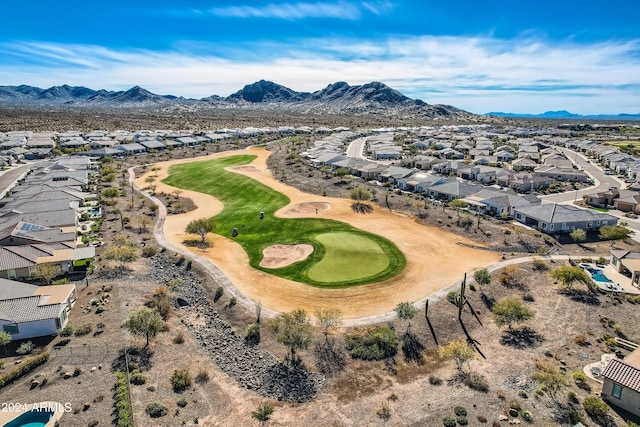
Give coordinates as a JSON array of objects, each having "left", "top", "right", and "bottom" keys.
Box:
[
  {"left": 260, "top": 244, "right": 314, "bottom": 268},
  {"left": 285, "top": 202, "right": 331, "bottom": 215}
]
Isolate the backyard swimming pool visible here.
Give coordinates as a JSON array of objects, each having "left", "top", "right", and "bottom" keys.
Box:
[
  {"left": 589, "top": 268, "right": 612, "bottom": 283},
  {"left": 2, "top": 409, "right": 53, "bottom": 427}
]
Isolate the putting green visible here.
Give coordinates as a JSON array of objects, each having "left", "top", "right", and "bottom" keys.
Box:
[
  {"left": 162, "top": 155, "right": 405, "bottom": 288},
  {"left": 307, "top": 232, "right": 390, "bottom": 283}
]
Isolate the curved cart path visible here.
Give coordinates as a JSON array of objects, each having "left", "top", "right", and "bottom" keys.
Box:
[{"left": 130, "top": 149, "right": 597, "bottom": 325}]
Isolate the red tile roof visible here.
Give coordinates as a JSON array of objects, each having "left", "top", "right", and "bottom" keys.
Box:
[{"left": 602, "top": 358, "right": 640, "bottom": 392}]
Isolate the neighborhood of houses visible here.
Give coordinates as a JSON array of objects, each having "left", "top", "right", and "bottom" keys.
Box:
[
  {"left": 1, "top": 156, "right": 96, "bottom": 340},
  {"left": 2, "top": 123, "right": 640, "bottom": 419},
  {"left": 301, "top": 126, "right": 636, "bottom": 234}
]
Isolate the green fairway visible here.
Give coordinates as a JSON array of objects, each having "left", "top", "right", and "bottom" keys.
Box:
[
  {"left": 307, "top": 232, "right": 390, "bottom": 283},
  {"left": 162, "top": 155, "right": 405, "bottom": 288}
]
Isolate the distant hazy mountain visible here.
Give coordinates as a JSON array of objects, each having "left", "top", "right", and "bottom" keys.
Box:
[
  {"left": 0, "top": 81, "right": 474, "bottom": 120},
  {"left": 486, "top": 110, "right": 640, "bottom": 120}
]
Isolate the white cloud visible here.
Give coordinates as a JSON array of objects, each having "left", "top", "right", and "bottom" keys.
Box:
[
  {"left": 208, "top": 2, "right": 361, "bottom": 20},
  {"left": 1, "top": 35, "right": 639, "bottom": 114}
]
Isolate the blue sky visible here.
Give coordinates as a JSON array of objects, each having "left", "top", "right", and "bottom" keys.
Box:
[{"left": 1, "top": 1, "right": 639, "bottom": 114}]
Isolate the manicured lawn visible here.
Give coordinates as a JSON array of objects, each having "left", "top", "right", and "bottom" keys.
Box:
[
  {"left": 162, "top": 155, "right": 406, "bottom": 288},
  {"left": 307, "top": 232, "right": 390, "bottom": 283}
]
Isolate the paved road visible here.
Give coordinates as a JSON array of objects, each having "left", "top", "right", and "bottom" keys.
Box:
[
  {"left": 540, "top": 147, "right": 623, "bottom": 204},
  {"left": 346, "top": 136, "right": 368, "bottom": 159},
  {"left": 0, "top": 164, "right": 35, "bottom": 198}
]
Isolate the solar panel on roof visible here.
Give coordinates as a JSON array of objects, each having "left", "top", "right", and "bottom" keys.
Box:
[{"left": 20, "top": 223, "right": 46, "bottom": 232}]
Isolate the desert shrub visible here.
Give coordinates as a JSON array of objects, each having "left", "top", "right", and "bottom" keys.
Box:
[
  {"left": 454, "top": 406, "right": 467, "bottom": 416},
  {"left": 95, "top": 305, "right": 105, "bottom": 314},
  {"left": 457, "top": 416, "right": 468, "bottom": 426},
  {"left": 583, "top": 396, "right": 609, "bottom": 419},
  {"left": 464, "top": 372, "right": 489, "bottom": 392},
  {"left": 130, "top": 370, "right": 147, "bottom": 385},
  {"left": 75, "top": 323, "right": 93, "bottom": 336},
  {"left": 477, "top": 415, "right": 488, "bottom": 423},
  {"left": 147, "top": 293, "right": 171, "bottom": 320},
  {"left": 59, "top": 325, "right": 74, "bottom": 337},
  {"left": 171, "top": 368, "right": 192, "bottom": 393},
  {"left": 376, "top": 403, "right": 391, "bottom": 420},
  {"left": 16, "top": 341, "right": 35, "bottom": 355},
  {"left": 520, "top": 410, "right": 532, "bottom": 422},
  {"left": 574, "top": 335, "right": 587, "bottom": 346},
  {"left": 572, "top": 371, "right": 588, "bottom": 384},
  {"left": 568, "top": 410, "right": 586, "bottom": 425},
  {"left": 509, "top": 400, "right": 522, "bottom": 411},
  {"left": 173, "top": 333, "right": 184, "bottom": 344},
  {"left": 443, "top": 417, "right": 456, "bottom": 427},
  {"left": 88, "top": 420, "right": 99, "bottom": 427},
  {"left": 195, "top": 368, "right": 209, "bottom": 384},
  {"left": 114, "top": 371, "right": 133, "bottom": 427},
  {"left": 176, "top": 397, "right": 187, "bottom": 408},
  {"left": 429, "top": 375, "right": 443, "bottom": 385},
  {"left": 214, "top": 287, "right": 224, "bottom": 302},
  {"left": 245, "top": 323, "right": 261, "bottom": 344},
  {"left": 145, "top": 402, "right": 168, "bottom": 418},
  {"left": 532, "top": 258, "right": 547, "bottom": 270},
  {"left": 345, "top": 326, "right": 398, "bottom": 361},
  {"left": 568, "top": 391, "right": 579, "bottom": 404},
  {"left": 517, "top": 390, "right": 529, "bottom": 399},
  {"left": 492, "top": 422, "right": 501, "bottom": 427},
  {"left": 141, "top": 247, "right": 157, "bottom": 257},
  {"left": 522, "top": 293, "right": 535, "bottom": 302},
  {"left": 0, "top": 352, "right": 49, "bottom": 390},
  {"left": 535, "top": 388, "right": 544, "bottom": 396},
  {"left": 626, "top": 295, "right": 640, "bottom": 304},
  {"left": 227, "top": 297, "right": 237, "bottom": 308},
  {"left": 446, "top": 291, "right": 459, "bottom": 305}
]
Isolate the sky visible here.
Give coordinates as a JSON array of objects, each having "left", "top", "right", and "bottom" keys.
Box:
[{"left": 1, "top": 1, "right": 639, "bottom": 114}]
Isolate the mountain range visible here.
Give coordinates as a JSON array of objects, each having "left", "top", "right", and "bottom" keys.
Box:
[
  {"left": 0, "top": 80, "right": 472, "bottom": 120},
  {"left": 486, "top": 110, "right": 640, "bottom": 121}
]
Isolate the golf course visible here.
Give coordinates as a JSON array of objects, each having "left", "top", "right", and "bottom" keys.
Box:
[{"left": 162, "top": 154, "right": 406, "bottom": 288}]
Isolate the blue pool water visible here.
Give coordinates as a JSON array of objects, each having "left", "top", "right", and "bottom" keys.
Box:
[
  {"left": 588, "top": 268, "right": 612, "bottom": 283},
  {"left": 2, "top": 410, "right": 52, "bottom": 427}
]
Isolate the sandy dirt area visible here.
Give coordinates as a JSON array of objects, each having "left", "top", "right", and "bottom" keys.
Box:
[
  {"left": 259, "top": 244, "right": 315, "bottom": 268},
  {"left": 137, "top": 148, "right": 500, "bottom": 319}
]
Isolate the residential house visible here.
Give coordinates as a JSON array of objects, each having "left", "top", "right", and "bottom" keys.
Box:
[
  {"left": 425, "top": 179, "right": 482, "bottom": 201},
  {"left": 0, "top": 280, "right": 76, "bottom": 340},
  {"left": 397, "top": 173, "right": 446, "bottom": 192},
  {"left": 533, "top": 166, "right": 589, "bottom": 182},
  {"left": 511, "top": 158, "right": 538, "bottom": 172},
  {"left": 462, "top": 189, "right": 540, "bottom": 217},
  {"left": 378, "top": 166, "right": 416, "bottom": 184},
  {"left": 497, "top": 173, "right": 554, "bottom": 193},
  {"left": 0, "top": 243, "right": 94, "bottom": 281},
  {"left": 432, "top": 160, "right": 466, "bottom": 175},
  {"left": 610, "top": 250, "right": 640, "bottom": 288},
  {"left": 115, "top": 143, "right": 147, "bottom": 155},
  {"left": 513, "top": 203, "right": 618, "bottom": 234},
  {"left": 614, "top": 194, "right": 640, "bottom": 213},
  {"left": 494, "top": 150, "right": 515, "bottom": 162},
  {"left": 601, "top": 348, "right": 640, "bottom": 417}
]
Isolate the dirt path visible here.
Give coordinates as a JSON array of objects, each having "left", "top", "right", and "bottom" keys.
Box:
[{"left": 136, "top": 148, "right": 501, "bottom": 319}]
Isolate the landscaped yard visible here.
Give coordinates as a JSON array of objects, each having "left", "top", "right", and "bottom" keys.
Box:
[{"left": 162, "top": 155, "right": 406, "bottom": 287}]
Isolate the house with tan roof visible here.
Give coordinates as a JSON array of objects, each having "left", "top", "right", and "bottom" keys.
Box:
[
  {"left": 0, "top": 279, "right": 76, "bottom": 340},
  {"left": 601, "top": 347, "right": 640, "bottom": 417},
  {"left": 611, "top": 250, "right": 640, "bottom": 289}
]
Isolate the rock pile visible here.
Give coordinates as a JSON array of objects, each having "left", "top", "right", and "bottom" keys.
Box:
[{"left": 148, "top": 255, "right": 325, "bottom": 402}]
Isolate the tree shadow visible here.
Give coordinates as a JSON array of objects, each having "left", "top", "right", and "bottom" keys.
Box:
[
  {"left": 401, "top": 332, "right": 425, "bottom": 365},
  {"left": 111, "top": 345, "right": 154, "bottom": 373},
  {"left": 558, "top": 288, "right": 601, "bottom": 306},
  {"left": 351, "top": 203, "right": 373, "bottom": 214},
  {"left": 313, "top": 339, "right": 346, "bottom": 377},
  {"left": 263, "top": 359, "right": 324, "bottom": 403},
  {"left": 480, "top": 293, "right": 495, "bottom": 310},
  {"left": 500, "top": 327, "right": 545, "bottom": 349},
  {"left": 182, "top": 239, "right": 210, "bottom": 248}
]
